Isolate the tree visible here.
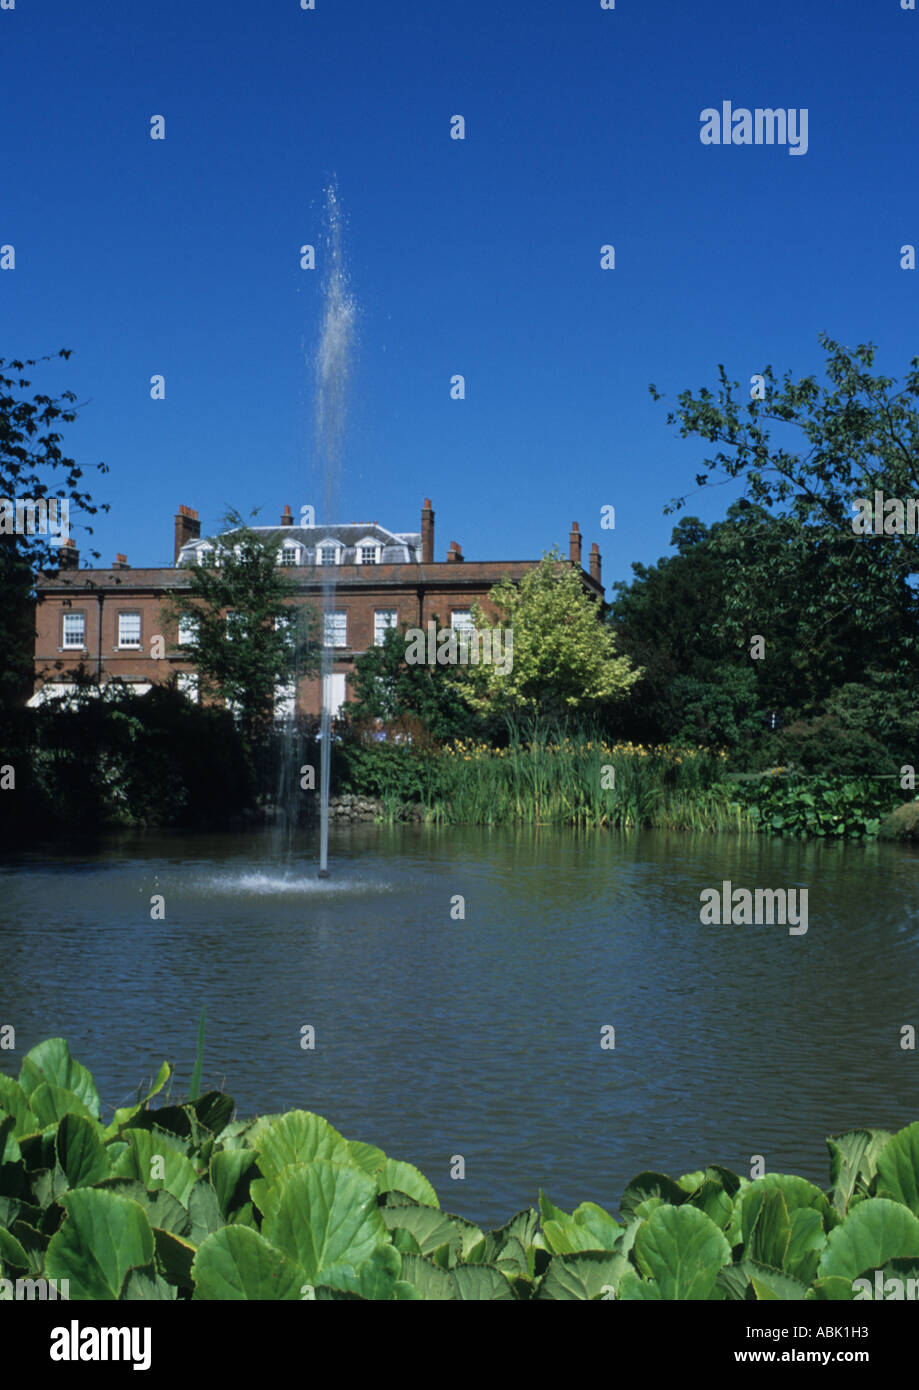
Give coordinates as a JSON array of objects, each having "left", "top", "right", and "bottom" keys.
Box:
[
  {"left": 0, "top": 351, "right": 109, "bottom": 713},
  {"left": 342, "top": 619, "right": 484, "bottom": 742},
  {"left": 649, "top": 334, "right": 919, "bottom": 691},
  {"left": 453, "top": 548, "right": 642, "bottom": 722},
  {"left": 161, "top": 510, "right": 320, "bottom": 746}
]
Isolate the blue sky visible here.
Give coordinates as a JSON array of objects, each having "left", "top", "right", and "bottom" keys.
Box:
[{"left": 3, "top": 0, "right": 918, "bottom": 589}]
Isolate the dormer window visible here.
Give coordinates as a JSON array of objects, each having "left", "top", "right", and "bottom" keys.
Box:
[
  {"left": 279, "top": 545, "right": 299, "bottom": 566},
  {"left": 360, "top": 545, "right": 380, "bottom": 564},
  {"left": 198, "top": 547, "right": 216, "bottom": 567},
  {"left": 318, "top": 544, "right": 339, "bottom": 566}
]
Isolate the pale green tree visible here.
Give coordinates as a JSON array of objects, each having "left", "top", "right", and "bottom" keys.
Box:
[{"left": 450, "top": 548, "right": 642, "bottom": 719}]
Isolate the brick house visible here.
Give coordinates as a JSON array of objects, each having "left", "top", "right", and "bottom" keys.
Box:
[{"left": 32, "top": 501, "right": 604, "bottom": 717}]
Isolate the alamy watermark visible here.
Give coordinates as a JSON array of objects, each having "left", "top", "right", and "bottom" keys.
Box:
[
  {"left": 0, "top": 496, "right": 70, "bottom": 545},
  {"left": 700, "top": 880, "right": 808, "bottom": 935},
  {"left": 404, "top": 622, "right": 513, "bottom": 675},
  {"left": 852, "top": 490, "right": 919, "bottom": 535},
  {"left": 700, "top": 102, "right": 808, "bottom": 156},
  {"left": 0, "top": 1275, "right": 70, "bottom": 1299}
]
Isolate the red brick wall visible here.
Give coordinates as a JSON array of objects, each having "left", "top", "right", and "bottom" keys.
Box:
[{"left": 33, "top": 559, "right": 599, "bottom": 715}]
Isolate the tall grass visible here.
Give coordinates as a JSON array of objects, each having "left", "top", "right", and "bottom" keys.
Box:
[{"left": 399, "top": 724, "right": 757, "bottom": 832}]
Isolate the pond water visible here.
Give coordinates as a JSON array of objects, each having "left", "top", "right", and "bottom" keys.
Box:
[{"left": 2, "top": 824, "right": 918, "bottom": 1229}]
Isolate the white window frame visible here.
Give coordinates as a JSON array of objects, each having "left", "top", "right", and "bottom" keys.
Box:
[
  {"left": 177, "top": 614, "right": 198, "bottom": 646},
  {"left": 374, "top": 609, "right": 398, "bottom": 646},
  {"left": 62, "top": 611, "right": 86, "bottom": 650},
  {"left": 323, "top": 610, "right": 347, "bottom": 648},
  {"left": 451, "top": 609, "right": 474, "bottom": 631},
  {"left": 117, "top": 611, "right": 142, "bottom": 650},
  {"left": 317, "top": 541, "right": 341, "bottom": 566},
  {"left": 279, "top": 544, "right": 300, "bottom": 567}
]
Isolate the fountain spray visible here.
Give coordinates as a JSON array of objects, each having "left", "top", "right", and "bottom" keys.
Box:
[{"left": 313, "top": 183, "right": 356, "bottom": 878}]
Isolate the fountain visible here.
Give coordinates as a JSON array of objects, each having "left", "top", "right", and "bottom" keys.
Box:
[{"left": 312, "top": 183, "right": 356, "bottom": 877}]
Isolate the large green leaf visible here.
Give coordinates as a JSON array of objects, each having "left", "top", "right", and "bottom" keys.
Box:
[
  {"left": 192, "top": 1224, "right": 306, "bottom": 1300},
  {"left": 45, "top": 1189, "right": 154, "bottom": 1299},
  {"left": 210, "top": 1149, "right": 259, "bottom": 1218},
  {"left": 0, "top": 1111, "right": 21, "bottom": 1166},
  {"left": 347, "top": 1139, "right": 387, "bottom": 1175},
  {"left": 122, "top": 1267, "right": 178, "bottom": 1300},
  {"left": 187, "top": 1181, "right": 223, "bottom": 1246},
  {"left": 817, "top": 1198, "right": 919, "bottom": 1282},
  {"left": 97, "top": 1178, "right": 191, "bottom": 1236},
  {"left": 785, "top": 1207, "right": 826, "bottom": 1285},
  {"left": 251, "top": 1110, "right": 352, "bottom": 1181},
  {"left": 451, "top": 1264, "right": 515, "bottom": 1300},
  {"left": 827, "top": 1129, "right": 893, "bottom": 1217},
  {"left": 737, "top": 1174, "right": 834, "bottom": 1249},
  {"left": 876, "top": 1122, "right": 919, "bottom": 1215},
  {"left": 381, "top": 1204, "right": 462, "bottom": 1262},
  {"left": 56, "top": 1113, "right": 110, "bottom": 1189},
  {"left": 262, "top": 1160, "right": 388, "bottom": 1285},
  {"left": 397, "top": 1252, "right": 455, "bottom": 1299},
  {"left": 154, "top": 1228, "right": 196, "bottom": 1288},
  {"left": 620, "top": 1171, "right": 688, "bottom": 1219},
  {"left": 28, "top": 1083, "right": 94, "bottom": 1129},
  {"left": 632, "top": 1203, "right": 731, "bottom": 1300},
  {"left": 0, "top": 1076, "right": 37, "bottom": 1139},
  {"left": 111, "top": 1128, "right": 199, "bottom": 1206},
  {"left": 19, "top": 1040, "right": 100, "bottom": 1119},
  {"left": 536, "top": 1250, "right": 630, "bottom": 1300},
  {"left": 542, "top": 1199, "right": 621, "bottom": 1254},
  {"left": 375, "top": 1157, "right": 439, "bottom": 1207},
  {"left": 318, "top": 1242, "right": 402, "bottom": 1300},
  {"left": 748, "top": 1188, "right": 791, "bottom": 1269}
]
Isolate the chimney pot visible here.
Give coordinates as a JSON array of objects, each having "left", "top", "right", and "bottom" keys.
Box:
[
  {"left": 281, "top": 504, "right": 294, "bottom": 526},
  {"left": 589, "top": 541, "right": 602, "bottom": 585},
  {"left": 58, "top": 538, "right": 79, "bottom": 570},
  {"left": 175, "top": 504, "right": 201, "bottom": 563}
]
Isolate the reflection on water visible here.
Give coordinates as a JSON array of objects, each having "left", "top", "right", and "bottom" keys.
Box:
[{"left": 2, "top": 824, "right": 918, "bottom": 1228}]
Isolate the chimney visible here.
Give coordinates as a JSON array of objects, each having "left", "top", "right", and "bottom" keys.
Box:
[
  {"left": 446, "top": 541, "right": 464, "bottom": 564},
  {"left": 280, "top": 504, "right": 294, "bottom": 527},
  {"left": 421, "top": 498, "right": 434, "bottom": 564},
  {"left": 589, "top": 542, "right": 601, "bottom": 585},
  {"left": 569, "top": 521, "right": 582, "bottom": 566},
  {"left": 58, "top": 538, "right": 79, "bottom": 570},
  {"left": 174, "top": 505, "right": 200, "bottom": 562},
  {"left": 113, "top": 554, "right": 130, "bottom": 570}
]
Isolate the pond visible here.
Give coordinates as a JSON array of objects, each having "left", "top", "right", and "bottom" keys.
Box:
[{"left": 2, "top": 824, "right": 917, "bottom": 1229}]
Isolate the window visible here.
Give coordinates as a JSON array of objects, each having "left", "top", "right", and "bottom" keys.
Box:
[
  {"left": 62, "top": 612, "right": 85, "bottom": 649},
  {"left": 178, "top": 614, "right": 198, "bottom": 646},
  {"left": 117, "top": 612, "right": 141, "bottom": 649},
  {"left": 319, "top": 544, "right": 338, "bottom": 566},
  {"left": 280, "top": 546, "right": 298, "bottom": 566},
  {"left": 374, "top": 609, "right": 397, "bottom": 645},
  {"left": 324, "top": 611, "right": 347, "bottom": 647},
  {"left": 226, "top": 611, "right": 245, "bottom": 639},
  {"left": 198, "top": 547, "right": 216, "bottom": 567},
  {"left": 451, "top": 610, "right": 474, "bottom": 631},
  {"left": 360, "top": 546, "right": 379, "bottom": 565}
]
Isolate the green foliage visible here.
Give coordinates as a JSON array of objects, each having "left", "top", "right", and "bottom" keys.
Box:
[
  {"left": 454, "top": 549, "right": 642, "bottom": 719},
  {"left": 4, "top": 1037, "right": 918, "bottom": 1300},
  {"left": 343, "top": 622, "right": 485, "bottom": 743},
  {"left": 0, "top": 683, "right": 254, "bottom": 836},
  {"left": 733, "top": 771, "right": 900, "bottom": 839},
  {"left": 161, "top": 509, "right": 320, "bottom": 745},
  {"left": 0, "top": 350, "right": 109, "bottom": 716}
]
